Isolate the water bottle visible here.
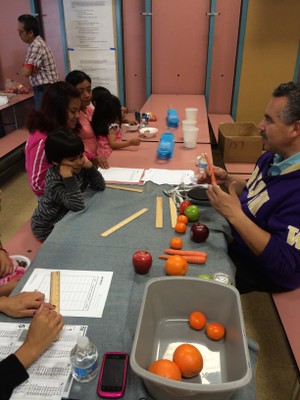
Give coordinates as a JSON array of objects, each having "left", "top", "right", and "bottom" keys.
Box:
[
  {"left": 70, "top": 336, "right": 98, "bottom": 382},
  {"left": 196, "top": 155, "right": 208, "bottom": 175}
]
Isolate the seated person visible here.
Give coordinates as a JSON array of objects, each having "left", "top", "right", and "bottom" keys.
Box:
[
  {"left": 0, "top": 303, "right": 63, "bottom": 400},
  {"left": 31, "top": 128, "right": 106, "bottom": 240},
  {"left": 91, "top": 89, "right": 140, "bottom": 159},
  {"left": 65, "top": 70, "right": 109, "bottom": 169},
  {"left": 198, "top": 81, "right": 300, "bottom": 294}
]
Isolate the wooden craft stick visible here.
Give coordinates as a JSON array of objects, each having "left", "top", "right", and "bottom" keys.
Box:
[
  {"left": 204, "top": 152, "right": 217, "bottom": 185},
  {"left": 169, "top": 197, "right": 177, "bottom": 228},
  {"left": 106, "top": 184, "right": 143, "bottom": 193},
  {"left": 155, "top": 197, "right": 163, "bottom": 228},
  {"left": 100, "top": 208, "right": 149, "bottom": 237},
  {"left": 50, "top": 271, "right": 60, "bottom": 313}
]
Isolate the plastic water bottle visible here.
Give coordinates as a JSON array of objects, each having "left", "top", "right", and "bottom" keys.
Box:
[
  {"left": 196, "top": 155, "right": 208, "bottom": 174},
  {"left": 70, "top": 336, "right": 98, "bottom": 382}
]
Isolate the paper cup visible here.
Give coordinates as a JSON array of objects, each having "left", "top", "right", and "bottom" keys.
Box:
[
  {"left": 182, "top": 119, "right": 197, "bottom": 128},
  {"left": 185, "top": 107, "right": 198, "bottom": 121},
  {"left": 183, "top": 127, "right": 199, "bottom": 148}
]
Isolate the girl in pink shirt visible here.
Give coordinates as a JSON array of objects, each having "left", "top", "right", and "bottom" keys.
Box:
[{"left": 91, "top": 90, "right": 140, "bottom": 159}]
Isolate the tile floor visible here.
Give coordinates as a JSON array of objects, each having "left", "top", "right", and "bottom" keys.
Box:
[{"left": 0, "top": 157, "right": 298, "bottom": 400}]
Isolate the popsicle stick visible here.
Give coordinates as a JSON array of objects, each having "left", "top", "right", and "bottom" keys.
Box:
[
  {"left": 100, "top": 208, "right": 149, "bottom": 237},
  {"left": 169, "top": 197, "right": 177, "bottom": 228},
  {"left": 204, "top": 152, "right": 217, "bottom": 185},
  {"left": 155, "top": 197, "right": 163, "bottom": 228},
  {"left": 106, "top": 184, "right": 143, "bottom": 193}
]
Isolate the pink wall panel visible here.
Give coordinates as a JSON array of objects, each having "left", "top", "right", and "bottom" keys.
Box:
[
  {"left": 122, "top": 0, "right": 147, "bottom": 112},
  {"left": 40, "top": 0, "right": 66, "bottom": 80},
  {"left": 151, "top": 0, "right": 210, "bottom": 95},
  {"left": 208, "top": 0, "right": 241, "bottom": 113},
  {"left": 0, "top": 1, "right": 31, "bottom": 89}
]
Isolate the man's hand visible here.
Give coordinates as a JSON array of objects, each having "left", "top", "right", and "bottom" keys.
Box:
[{"left": 206, "top": 182, "right": 242, "bottom": 222}]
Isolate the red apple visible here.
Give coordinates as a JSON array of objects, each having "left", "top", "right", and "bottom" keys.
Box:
[
  {"left": 132, "top": 250, "right": 153, "bottom": 274},
  {"left": 179, "top": 200, "right": 192, "bottom": 215},
  {"left": 190, "top": 223, "right": 209, "bottom": 243}
]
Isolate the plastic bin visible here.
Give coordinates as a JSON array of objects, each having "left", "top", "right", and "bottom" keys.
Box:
[{"left": 130, "top": 277, "right": 252, "bottom": 400}]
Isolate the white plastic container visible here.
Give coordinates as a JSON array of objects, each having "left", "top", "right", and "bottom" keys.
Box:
[
  {"left": 185, "top": 107, "right": 199, "bottom": 121},
  {"left": 183, "top": 127, "right": 199, "bottom": 148},
  {"left": 70, "top": 336, "right": 98, "bottom": 383},
  {"left": 130, "top": 277, "right": 252, "bottom": 400}
]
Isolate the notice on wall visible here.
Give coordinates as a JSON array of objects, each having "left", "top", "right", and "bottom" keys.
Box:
[{"left": 63, "top": 0, "right": 118, "bottom": 95}]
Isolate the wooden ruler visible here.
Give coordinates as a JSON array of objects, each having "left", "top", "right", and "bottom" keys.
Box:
[
  {"left": 100, "top": 208, "right": 149, "bottom": 237},
  {"left": 50, "top": 271, "right": 60, "bottom": 313},
  {"left": 155, "top": 197, "right": 163, "bottom": 228},
  {"left": 169, "top": 197, "right": 177, "bottom": 228},
  {"left": 106, "top": 185, "right": 143, "bottom": 193}
]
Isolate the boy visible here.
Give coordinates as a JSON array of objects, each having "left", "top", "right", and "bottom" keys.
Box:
[{"left": 31, "top": 128, "right": 106, "bottom": 240}]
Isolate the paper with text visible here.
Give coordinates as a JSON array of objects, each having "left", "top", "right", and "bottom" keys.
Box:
[
  {"left": 22, "top": 269, "right": 113, "bottom": 318},
  {"left": 98, "top": 167, "right": 144, "bottom": 183}
]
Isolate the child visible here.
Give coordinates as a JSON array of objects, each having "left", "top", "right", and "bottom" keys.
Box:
[
  {"left": 0, "top": 191, "right": 26, "bottom": 296},
  {"left": 31, "top": 128, "right": 106, "bottom": 241},
  {"left": 91, "top": 89, "right": 140, "bottom": 159}
]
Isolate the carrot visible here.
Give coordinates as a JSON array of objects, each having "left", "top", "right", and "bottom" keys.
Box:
[
  {"left": 159, "top": 255, "right": 207, "bottom": 264},
  {"left": 204, "top": 152, "right": 217, "bottom": 185},
  {"left": 164, "top": 249, "right": 208, "bottom": 258}
]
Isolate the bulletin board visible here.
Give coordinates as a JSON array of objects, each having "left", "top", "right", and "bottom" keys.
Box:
[{"left": 63, "top": 0, "right": 118, "bottom": 95}]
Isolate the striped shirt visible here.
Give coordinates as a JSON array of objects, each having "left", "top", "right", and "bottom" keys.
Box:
[
  {"left": 31, "top": 165, "right": 105, "bottom": 240},
  {"left": 24, "top": 36, "right": 59, "bottom": 87}
]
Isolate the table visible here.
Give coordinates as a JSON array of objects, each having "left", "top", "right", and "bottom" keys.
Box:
[
  {"left": 108, "top": 141, "right": 212, "bottom": 170},
  {"left": 0, "top": 93, "right": 33, "bottom": 131},
  {"left": 2, "top": 181, "right": 257, "bottom": 399},
  {"left": 138, "top": 94, "right": 210, "bottom": 144}
]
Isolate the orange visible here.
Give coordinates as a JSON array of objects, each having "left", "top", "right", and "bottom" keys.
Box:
[
  {"left": 173, "top": 343, "right": 203, "bottom": 378},
  {"left": 165, "top": 255, "right": 188, "bottom": 276},
  {"left": 206, "top": 322, "right": 225, "bottom": 341},
  {"left": 189, "top": 311, "right": 207, "bottom": 331},
  {"left": 148, "top": 359, "right": 182, "bottom": 381},
  {"left": 175, "top": 222, "right": 187, "bottom": 234},
  {"left": 177, "top": 215, "right": 188, "bottom": 224},
  {"left": 170, "top": 237, "right": 183, "bottom": 250}
]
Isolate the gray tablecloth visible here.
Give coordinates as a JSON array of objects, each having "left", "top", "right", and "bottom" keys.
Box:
[{"left": 6, "top": 182, "right": 257, "bottom": 399}]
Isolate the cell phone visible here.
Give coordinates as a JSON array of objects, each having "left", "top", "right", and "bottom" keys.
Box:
[{"left": 97, "top": 352, "right": 129, "bottom": 398}]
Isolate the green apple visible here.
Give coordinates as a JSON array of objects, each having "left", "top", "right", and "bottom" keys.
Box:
[{"left": 184, "top": 205, "right": 200, "bottom": 222}]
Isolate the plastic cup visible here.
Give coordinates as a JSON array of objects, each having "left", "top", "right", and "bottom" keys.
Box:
[
  {"left": 185, "top": 108, "right": 198, "bottom": 121},
  {"left": 183, "top": 127, "right": 199, "bottom": 148},
  {"left": 182, "top": 119, "right": 197, "bottom": 128}
]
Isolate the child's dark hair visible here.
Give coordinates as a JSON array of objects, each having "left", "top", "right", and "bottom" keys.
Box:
[
  {"left": 91, "top": 92, "right": 122, "bottom": 137},
  {"left": 65, "top": 70, "right": 91, "bottom": 86},
  {"left": 45, "top": 128, "right": 84, "bottom": 164}
]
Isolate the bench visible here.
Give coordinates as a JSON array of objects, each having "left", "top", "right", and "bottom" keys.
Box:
[
  {"left": 272, "top": 290, "right": 300, "bottom": 398},
  {"left": 3, "top": 219, "right": 42, "bottom": 261},
  {"left": 208, "top": 113, "right": 234, "bottom": 143}
]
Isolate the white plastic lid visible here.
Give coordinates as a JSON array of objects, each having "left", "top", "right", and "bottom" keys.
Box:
[{"left": 77, "top": 336, "right": 89, "bottom": 349}]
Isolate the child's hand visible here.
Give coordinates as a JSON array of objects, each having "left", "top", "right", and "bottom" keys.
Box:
[
  {"left": 130, "top": 138, "right": 141, "bottom": 146},
  {"left": 0, "top": 251, "right": 13, "bottom": 278},
  {"left": 82, "top": 155, "right": 93, "bottom": 169},
  {"left": 59, "top": 164, "right": 74, "bottom": 178}
]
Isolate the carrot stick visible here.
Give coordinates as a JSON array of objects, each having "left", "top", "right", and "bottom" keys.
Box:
[
  {"left": 204, "top": 152, "right": 217, "bottom": 185},
  {"left": 159, "top": 255, "right": 207, "bottom": 264},
  {"left": 164, "top": 249, "right": 208, "bottom": 258}
]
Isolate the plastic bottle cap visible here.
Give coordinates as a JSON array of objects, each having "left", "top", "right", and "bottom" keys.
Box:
[{"left": 77, "top": 336, "right": 89, "bottom": 349}]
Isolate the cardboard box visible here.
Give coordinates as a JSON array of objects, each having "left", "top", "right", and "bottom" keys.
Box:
[{"left": 218, "top": 122, "right": 263, "bottom": 163}]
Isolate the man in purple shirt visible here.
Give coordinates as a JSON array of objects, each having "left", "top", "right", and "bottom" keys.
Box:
[{"left": 198, "top": 82, "right": 300, "bottom": 293}]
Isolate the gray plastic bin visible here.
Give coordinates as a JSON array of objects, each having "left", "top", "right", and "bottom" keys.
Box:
[{"left": 130, "top": 277, "right": 252, "bottom": 400}]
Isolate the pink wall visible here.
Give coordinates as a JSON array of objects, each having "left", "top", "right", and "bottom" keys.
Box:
[
  {"left": 151, "top": 0, "right": 210, "bottom": 95},
  {"left": 208, "top": 0, "right": 241, "bottom": 113},
  {"left": 0, "top": 1, "right": 31, "bottom": 89},
  {"left": 122, "top": 0, "right": 147, "bottom": 112}
]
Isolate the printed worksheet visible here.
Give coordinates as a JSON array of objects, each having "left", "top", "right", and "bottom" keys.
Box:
[
  {"left": 98, "top": 167, "right": 144, "bottom": 183},
  {"left": 22, "top": 269, "right": 113, "bottom": 318},
  {"left": 142, "top": 168, "right": 195, "bottom": 185},
  {"left": 0, "top": 323, "right": 87, "bottom": 400}
]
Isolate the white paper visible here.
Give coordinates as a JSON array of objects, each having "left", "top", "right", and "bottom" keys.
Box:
[
  {"left": 21, "top": 269, "right": 113, "bottom": 318},
  {"left": 142, "top": 169, "right": 195, "bottom": 185},
  {"left": 99, "top": 167, "right": 144, "bottom": 183},
  {"left": 0, "top": 323, "right": 87, "bottom": 400}
]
